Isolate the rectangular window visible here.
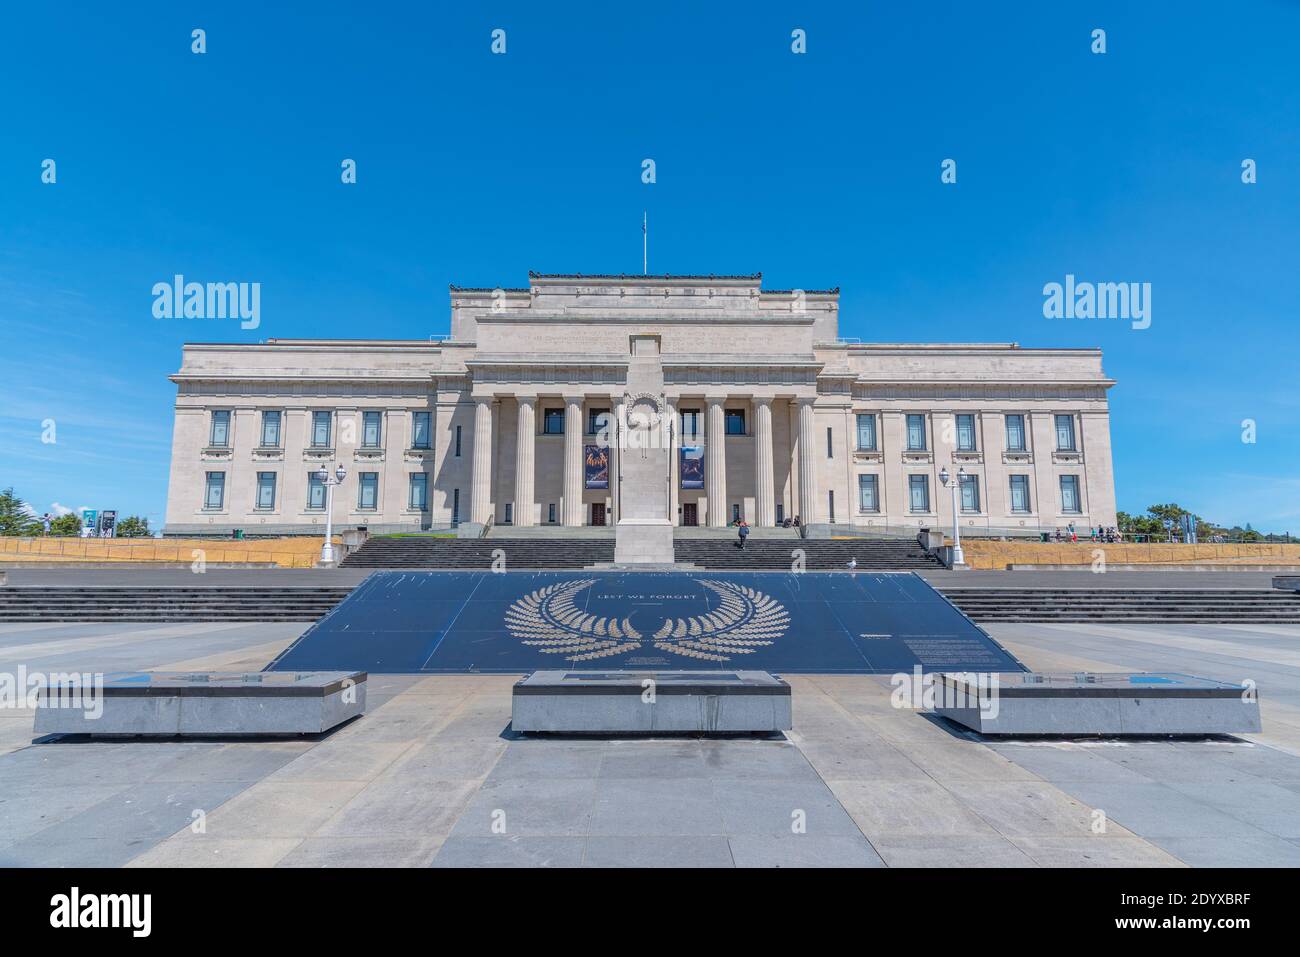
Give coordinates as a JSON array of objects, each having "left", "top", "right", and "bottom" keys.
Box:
[
  {"left": 203, "top": 472, "right": 225, "bottom": 509},
  {"left": 504, "top": 503, "right": 513, "bottom": 524},
  {"left": 731, "top": 503, "right": 741, "bottom": 523},
  {"left": 1005, "top": 414, "right": 1026, "bottom": 452},
  {"left": 827, "top": 427, "right": 834, "bottom": 459},
  {"left": 411, "top": 411, "right": 431, "bottom": 449},
  {"left": 255, "top": 472, "right": 276, "bottom": 510},
  {"left": 307, "top": 472, "right": 326, "bottom": 510},
  {"left": 828, "top": 490, "right": 836, "bottom": 523},
  {"left": 1060, "top": 475, "right": 1081, "bottom": 513},
  {"left": 588, "top": 408, "right": 610, "bottom": 435},
  {"left": 1009, "top": 475, "right": 1031, "bottom": 513},
  {"left": 360, "top": 411, "right": 382, "bottom": 448},
  {"left": 776, "top": 503, "right": 784, "bottom": 524},
  {"left": 454, "top": 425, "right": 462, "bottom": 457},
  {"left": 858, "top": 474, "right": 879, "bottom": 512},
  {"left": 543, "top": 408, "right": 565, "bottom": 434},
  {"left": 311, "top": 411, "right": 332, "bottom": 448},
  {"left": 956, "top": 414, "right": 976, "bottom": 452},
  {"left": 548, "top": 503, "right": 557, "bottom": 524},
  {"left": 260, "top": 410, "right": 282, "bottom": 448},
  {"left": 452, "top": 488, "right": 460, "bottom": 524},
  {"left": 906, "top": 414, "right": 927, "bottom": 451},
  {"left": 357, "top": 472, "right": 378, "bottom": 510},
  {"left": 856, "top": 413, "right": 877, "bottom": 451},
  {"left": 908, "top": 474, "right": 930, "bottom": 512},
  {"left": 724, "top": 410, "right": 746, "bottom": 435},
  {"left": 409, "top": 473, "right": 428, "bottom": 510},
  {"left": 959, "top": 474, "right": 980, "bottom": 512},
  {"left": 209, "top": 410, "right": 230, "bottom": 448},
  {"left": 680, "top": 409, "right": 701, "bottom": 439},
  {"left": 1055, "top": 414, "right": 1076, "bottom": 451}
]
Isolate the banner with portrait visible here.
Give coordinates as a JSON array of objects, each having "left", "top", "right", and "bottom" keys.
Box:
[
  {"left": 584, "top": 444, "right": 609, "bottom": 489},
  {"left": 679, "top": 445, "right": 704, "bottom": 489}
]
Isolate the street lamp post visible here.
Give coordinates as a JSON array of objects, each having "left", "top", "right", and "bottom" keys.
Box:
[
  {"left": 317, "top": 464, "right": 347, "bottom": 565},
  {"left": 938, "top": 465, "right": 966, "bottom": 569}
]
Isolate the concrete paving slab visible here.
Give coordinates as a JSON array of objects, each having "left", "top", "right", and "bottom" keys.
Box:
[
  {"left": 431, "top": 836, "right": 586, "bottom": 868},
  {"left": 727, "top": 835, "right": 885, "bottom": 868},
  {"left": 126, "top": 835, "right": 303, "bottom": 868},
  {"left": 199, "top": 780, "right": 368, "bottom": 839},
  {"left": 449, "top": 779, "right": 597, "bottom": 838},
  {"left": 582, "top": 836, "right": 736, "bottom": 868},
  {"left": 277, "top": 835, "right": 446, "bottom": 868},
  {"left": 869, "top": 835, "right": 1035, "bottom": 867}
]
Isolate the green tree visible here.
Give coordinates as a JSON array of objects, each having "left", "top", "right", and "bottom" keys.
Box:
[
  {"left": 115, "top": 515, "right": 151, "bottom": 538},
  {"left": 49, "top": 513, "right": 83, "bottom": 536},
  {"left": 0, "top": 488, "right": 39, "bottom": 536}
]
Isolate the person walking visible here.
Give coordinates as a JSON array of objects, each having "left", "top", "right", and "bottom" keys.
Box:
[{"left": 737, "top": 519, "right": 750, "bottom": 550}]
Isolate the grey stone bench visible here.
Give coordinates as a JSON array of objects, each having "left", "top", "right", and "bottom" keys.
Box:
[
  {"left": 512, "top": 670, "right": 791, "bottom": 734},
  {"left": 934, "top": 672, "right": 1260, "bottom": 736},
  {"left": 34, "top": 671, "right": 366, "bottom": 737}
]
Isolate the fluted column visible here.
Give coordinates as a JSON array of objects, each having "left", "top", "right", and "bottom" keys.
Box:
[
  {"left": 797, "top": 397, "right": 817, "bottom": 525},
  {"left": 754, "top": 397, "right": 775, "bottom": 526},
  {"left": 608, "top": 393, "right": 623, "bottom": 524},
  {"left": 705, "top": 397, "right": 727, "bottom": 526},
  {"left": 667, "top": 397, "right": 679, "bottom": 525},
  {"left": 470, "top": 397, "right": 494, "bottom": 525},
  {"left": 514, "top": 396, "right": 536, "bottom": 526},
  {"left": 563, "top": 395, "right": 583, "bottom": 526}
]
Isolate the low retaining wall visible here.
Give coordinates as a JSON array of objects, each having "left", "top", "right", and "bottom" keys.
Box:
[
  {"left": 0, "top": 535, "right": 338, "bottom": 569},
  {"left": 959, "top": 541, "right": 1300, "bottom": 570}
]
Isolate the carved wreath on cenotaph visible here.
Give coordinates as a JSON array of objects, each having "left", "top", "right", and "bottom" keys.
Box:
[{"left": 503, "top": 579, "right": 790, "bottom": 663}]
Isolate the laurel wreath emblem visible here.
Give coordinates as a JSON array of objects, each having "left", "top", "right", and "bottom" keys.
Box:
[{"left": 503, "top": 579, "right": 789, "bottom": 663}]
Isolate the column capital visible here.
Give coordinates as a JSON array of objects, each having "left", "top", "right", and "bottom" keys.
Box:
[{"left": 753, "top": 396, "right": 774, "bottom": 408}]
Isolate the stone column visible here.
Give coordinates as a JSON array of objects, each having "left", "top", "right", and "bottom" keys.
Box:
[
  {"left": 797, "top": 397, "right": 817, "bottom": 525},
  {"left": 563, "top": 395, "right": 584, "bottom": 526},
  {"left": 514, "top": 396, "right": 536, "bottom": 526},
  {"left": 667, "top": 397, "right": 679, "bottom": 525},
  {"left": 706, "top": 397, "right": 727, "bottom": 526},
  {"left": 608, "top": 393, "right": 623, "bottom": 524},
  {"left": 754, "top": 397, "right": 775, "bottom": 527},
  {"left": 470, "top": 397, "right": 494, "bottom": 525}
]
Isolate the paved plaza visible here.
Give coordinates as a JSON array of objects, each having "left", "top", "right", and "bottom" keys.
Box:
[{"left": 2, "top": 618, "right": 1299, "bottom": 867}]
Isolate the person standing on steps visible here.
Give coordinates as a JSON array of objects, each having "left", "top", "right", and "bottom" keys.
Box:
[{"left": 737, "top": 519, "right": 750, "bottom": 550}]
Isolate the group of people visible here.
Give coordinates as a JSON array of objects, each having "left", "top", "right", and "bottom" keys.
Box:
[
  {"left": 732, "top": 515, "right": 802, "bottom": 549},
  {"left": 1053, "top": 524, "right": 1122, "bottom": 543}
]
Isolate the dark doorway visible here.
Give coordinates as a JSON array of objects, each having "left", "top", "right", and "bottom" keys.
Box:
[
  {"left": 591, "top": 503, "right": 606, "bottom": 526},
  {"left": 682, "top": 503, "right": 698, "bottom": 527}
]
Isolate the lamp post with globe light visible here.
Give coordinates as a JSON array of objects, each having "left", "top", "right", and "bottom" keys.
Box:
[
  {"left": 317, "top": 464, "right": 347, "bottom": 565},
  {"left": 938, "top": 465, "right": 966, "bottom": 569}
]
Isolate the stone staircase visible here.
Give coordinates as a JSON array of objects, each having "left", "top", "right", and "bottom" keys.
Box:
[
  {"left": 340, "top": 537, "right": 615, "bottom": 569},
  {"left": 0, "top": 586, "right": 353, "bottom": 622},
  {"left": 672, "top": 538, "right": 943, "bottom": 570},
  {"left": 941, "top": 588, "right": 1300, "bottom": 623}
]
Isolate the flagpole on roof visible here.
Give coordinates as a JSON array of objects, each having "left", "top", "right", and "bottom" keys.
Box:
[{"left": 642, "top": 211, "right": 647, "bottom": 276}]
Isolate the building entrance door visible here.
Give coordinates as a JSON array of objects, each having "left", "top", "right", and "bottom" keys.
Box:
[
  {"left": 591, "top": 503, "right": 606, "bottom": 526},
  {"left": 682, "top": 503, "right": 698, "bottom": 527}
]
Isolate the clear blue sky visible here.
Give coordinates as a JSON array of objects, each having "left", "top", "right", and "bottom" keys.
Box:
[{"left": 3, "top": 1, "right": 1298, "bottom": 531}]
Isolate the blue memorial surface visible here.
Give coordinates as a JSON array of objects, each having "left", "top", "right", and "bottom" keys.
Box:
[{"left": 266, "top": 570, "right": 1027, "bottom": 675}]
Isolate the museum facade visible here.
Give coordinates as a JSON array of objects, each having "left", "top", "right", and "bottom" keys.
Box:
[{"left": 162, "top": 273, "right": 1118, "bottom": 537}]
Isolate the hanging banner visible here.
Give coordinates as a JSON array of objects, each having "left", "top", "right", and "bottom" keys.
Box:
[
  {"left": 584, "top": 444, "right": 609, "bottom": 489},
  {"left": 680, "top": 445, "right": 704, "bottom": 489}
]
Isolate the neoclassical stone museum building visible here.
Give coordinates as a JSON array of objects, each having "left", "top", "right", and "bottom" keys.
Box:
[{"left": 163, "top": 273, "right": 1118, "bottom": 537}]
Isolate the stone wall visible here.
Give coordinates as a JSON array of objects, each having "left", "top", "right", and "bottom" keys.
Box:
[
  {"left": 957, "top": 540, "right": 1300, "bottom": 570},
  {"left": 0, "top": 536, "right": 335, "bottom": 568}
]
